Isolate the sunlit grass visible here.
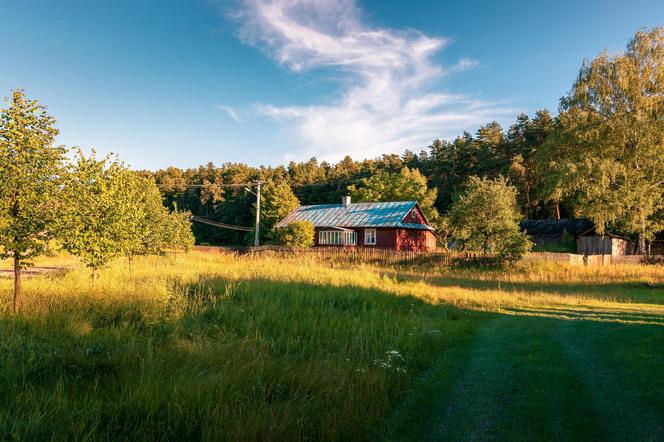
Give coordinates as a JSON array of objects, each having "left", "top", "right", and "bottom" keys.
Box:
[{"left": 0, "top": 251, "right": 662, "bottom": 439}]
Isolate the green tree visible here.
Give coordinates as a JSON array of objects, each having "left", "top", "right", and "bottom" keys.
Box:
[
  {"left": 124, "top": 175, "right": 172, "bottom": 259},
  {"left": 166, "top": 207, "right": 195, "bottom": 252},
  {"left": 273, "top": 221, "right": 314, "bottom": 247},
  {"left": 261, "top": 180, "right": 300, "bottom": 242},
  {"left": 0, "top": 90, "right": 66, "bottom": 313},
  {"left": 348, "top": 167, "right": 439, "bottom": 225},
  {"left": 509, "top": 110, "right": 554, "bottom": 218},
  {"left": 448, "top": 176, "right": 531, "bottom": 261},
  {"left": 200, "top": 179, "right": 224, "bottom": 215},
  {"left": 59, "top": 150, "right": 136, "bottom": 278},
  {"left": 539, "top": 27, "right": 664, "bottom": 253}
]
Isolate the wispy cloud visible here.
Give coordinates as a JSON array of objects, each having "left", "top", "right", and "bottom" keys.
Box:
[
  {"left": 227, "top": 0, "right": 515, "bottom": 161},
  {"left": 216, "top": 104, "right": 244, "bottom": 122}
]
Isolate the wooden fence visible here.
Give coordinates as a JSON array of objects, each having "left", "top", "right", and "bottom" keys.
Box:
[
  {"left": 194, "top": 245, "right": 493, "bottom": 266},
  {"left": 194, "top": 245, "right": 664, "bottom": 266}
]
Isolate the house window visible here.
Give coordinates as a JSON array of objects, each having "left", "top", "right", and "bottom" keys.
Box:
[
  {"left": 365, "top": 229, "right": 377, "bottom": 245},
  {"left": 319, "top": 230, "right": 356, "bottom": 245}
]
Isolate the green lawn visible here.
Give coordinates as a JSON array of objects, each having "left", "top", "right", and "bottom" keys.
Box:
[
  {"left": 378, "top": 314, "right": 664, "bottom": 440},
  {"left": 0, "top": 252, "right": 662, "bottom": 440}
]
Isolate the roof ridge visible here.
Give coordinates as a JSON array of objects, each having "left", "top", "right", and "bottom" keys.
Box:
[{"left": 296, "top": 200, "right": 416, "bottom": 209}]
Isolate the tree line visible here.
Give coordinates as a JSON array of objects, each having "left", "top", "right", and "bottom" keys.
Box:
[
  {"left": 0, "top": 90, "right": 194, "bottom": 314},
  {"left": 147, "top": 28, "right": 663, "bottom": 253}
]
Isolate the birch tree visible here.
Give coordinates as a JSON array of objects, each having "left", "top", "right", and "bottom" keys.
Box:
[{"left": 540, "top": 27, "right": 664, "bottom": 253}]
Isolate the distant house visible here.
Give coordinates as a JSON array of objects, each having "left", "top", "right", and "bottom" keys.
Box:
[
  {"left": 276, "top": 196, "right": 436, "bottom": 252},
  {"left": 519, "top": 218, "right": 594, "bottom": 248}
]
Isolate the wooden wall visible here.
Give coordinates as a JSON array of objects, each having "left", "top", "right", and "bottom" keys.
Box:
[
  {"left": 396, "top": 229, "right": 437, "bottom": 252},
  {"left": 576, "top": 236, "right": 631, "bottom": 256}
]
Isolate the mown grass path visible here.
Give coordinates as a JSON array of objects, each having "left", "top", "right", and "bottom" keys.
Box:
[{"left": 379, "top": 310, "right": 664, "bottom": 441}]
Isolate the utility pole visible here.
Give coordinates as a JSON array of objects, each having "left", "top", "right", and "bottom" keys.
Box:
[{"left": 254, "top": 181, "right": 262, "bottom": 247}]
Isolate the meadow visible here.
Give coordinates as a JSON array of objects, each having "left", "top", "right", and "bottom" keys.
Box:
[{"left": 0, "top": 251, "right": 663, "bottom": 440}]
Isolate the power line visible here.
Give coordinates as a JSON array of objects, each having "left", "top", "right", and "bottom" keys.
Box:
[
  {"left": 190, "top": 216, "right": 253, "bottom": 232},
  {"left": 157, "top": 182, "right": 254, "bottom": 189}
]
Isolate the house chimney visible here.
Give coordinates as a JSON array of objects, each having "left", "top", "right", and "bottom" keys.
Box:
[{"left": 342, "top": 195, "right": 351, "bottom": 207}]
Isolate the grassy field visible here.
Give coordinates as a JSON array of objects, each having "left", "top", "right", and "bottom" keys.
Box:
[{"left": 0, "top": 252, "right": 663, "bottom": 440}]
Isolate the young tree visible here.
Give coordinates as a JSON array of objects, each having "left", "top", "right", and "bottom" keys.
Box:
[
  {"left": 59, "top": 150, "right": 136, "bottom": 278},
  {"left": 166, "top": 207, "right": 196, "bottom": 252},
  {"left": 0, "top": 90, "right": 66, "bottom": 313},
  {"left": 273, "top": 221, "right": 315, "bottom": 248},
  {"left": 539, "top": 27, "right": 664, "bottom": 253},
  {"left": 123, "top": 175, "right": 171, "bottom": 259},
  {"left": 348, "top": 167, "right": 439, "bottom": 225},
  {"left": 448, "top": 176, "right": 531, "bottom": 261},
  {"left": 260, "top": 180, "right": 300, "bottom": 241}
]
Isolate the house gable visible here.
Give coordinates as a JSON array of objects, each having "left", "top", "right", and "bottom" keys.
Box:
[{"left": 401, "top": 203, "right": 429, "bottom": 226}]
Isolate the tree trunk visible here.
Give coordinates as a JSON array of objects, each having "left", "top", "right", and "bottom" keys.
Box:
[
  {"left": 554, "top": 200, "right": 561, "bottom": 220},
  {"left": 92, "top": 267, "right": 99, "bottom": 281},
  {"left": 12, "top": 256, "right": 21, "bottom": 315},
  {"left": 637, "top": 232, "right": 647, "bottom": 255}
]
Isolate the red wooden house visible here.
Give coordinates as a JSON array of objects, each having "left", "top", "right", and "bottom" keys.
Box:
[{"left": 276, "top": 196, "right": 437, "bottom": 252}]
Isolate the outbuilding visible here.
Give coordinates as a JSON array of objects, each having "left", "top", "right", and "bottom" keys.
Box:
[
  {"left": 519, "top": 218, "right": 594, "bottom": 248},
  {"left": 276, "top": 196, "right": 437, "bottom": 252},
  {"left": 575, "top": 229, "right": 635, "bottom": 256}
]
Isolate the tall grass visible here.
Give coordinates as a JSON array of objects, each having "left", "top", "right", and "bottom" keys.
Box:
[
  {"left": 0, "top": 253, "right": 472, "bottom": 440},
  {"left": 0, "top": 252, "right": 662, "bottom": 439}
]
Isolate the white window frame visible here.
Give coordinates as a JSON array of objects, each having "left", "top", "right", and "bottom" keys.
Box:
[
  {"left": 319, "top": 230, "right": 356, "bottom": 246},
  {"left": 364, "top": 228, "right": 377, "bottom": 246}
]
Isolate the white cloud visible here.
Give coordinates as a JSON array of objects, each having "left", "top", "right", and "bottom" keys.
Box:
[
  {"left": 215, "top": 104, "right": 244, "bottom": 122},
  {"left": 228, "top": 0, "right": 515, "bottom": 162}
]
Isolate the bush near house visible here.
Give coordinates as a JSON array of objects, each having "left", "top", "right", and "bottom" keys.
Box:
[{"left": 273, "top": 221, "right": 315, "bottom": 247}]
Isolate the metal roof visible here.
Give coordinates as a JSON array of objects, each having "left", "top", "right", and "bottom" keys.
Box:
[
  {"left": 519, "top": 218, "right": 594, "bottom": 236},
  {"left": 276, "top": 201, "right": 434, "bottom": 231}
]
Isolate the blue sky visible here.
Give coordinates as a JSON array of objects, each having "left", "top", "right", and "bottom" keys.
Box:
[{"left": 1, "top": 0, "right": 662, "bottom": 170}]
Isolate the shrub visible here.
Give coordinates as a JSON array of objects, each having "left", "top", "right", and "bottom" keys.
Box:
[
  {"left": 495, "top": 229, "right": 533, "bottom": 265},
  {"left": 273, "top": 221, "right": 314, "bottom": 247}
]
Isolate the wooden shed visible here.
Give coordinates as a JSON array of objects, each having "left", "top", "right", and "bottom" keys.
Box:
[
  {"left": 276, "top": 196, "right": 436, "bottom": 252},
  {"left": 576, "top": 231, "right": 634, "bottom": 256}
]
